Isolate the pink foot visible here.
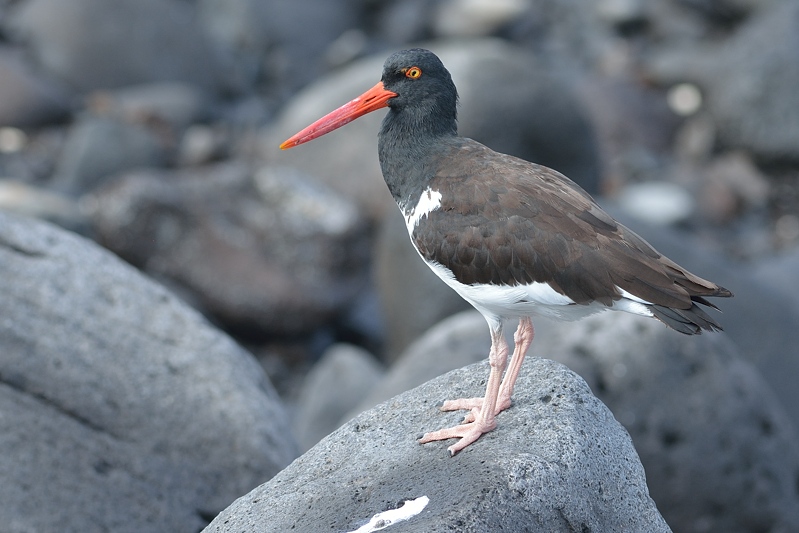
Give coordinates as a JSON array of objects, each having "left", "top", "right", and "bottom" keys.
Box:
[
  {"left": 418, "top": 417, "right": 497, "bottom": 455},
  {"left": 440, "top": 395, "right": 512, "bottom": 423}
]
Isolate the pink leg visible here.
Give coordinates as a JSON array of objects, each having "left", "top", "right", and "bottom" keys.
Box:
[
  {"left": 418, "top": 320, "right": 508, "bottom": 455},
  {"left": 454, "top": 317, "right": 535, "bottom": 423},
  {"left": 498, "top": 317, "right": 534, "bottom": 410}
]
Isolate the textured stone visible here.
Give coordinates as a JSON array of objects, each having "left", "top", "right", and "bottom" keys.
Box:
[
  {"left": 338, "top": 305, "right": 799, "bottom": 531},
  {"left": 609, "top": 210, "right": 799, "bottom": 432},
  {"left": 350, "top": 311, "right": 489, "bottom": 418},
  {"left": 89, "top": 162, "right": 371, "bottom": 336},
  {"left": 205, "top": 359, "right": 671, "bottom": 533},
  {"left": 532, "top": 312, "right": 799, "bottom": 533},
  {"left": 0, "top": 211, "right": 298, "bottom": 532},
  {"left": 197, "top": 0, "right": 358, "bottom": 92},
  {"left": 294, "top": 343, "right": 385, "bottom": 452}
]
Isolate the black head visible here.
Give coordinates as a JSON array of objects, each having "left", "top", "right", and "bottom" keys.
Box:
[
  {"left": 280, "top": 48, "right": 458, "bottom": 151},
  {"left": 379, "top": 49, "right": 458, "bottom": 137}
]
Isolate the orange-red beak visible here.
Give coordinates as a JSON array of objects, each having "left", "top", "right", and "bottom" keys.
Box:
[{"left": 280, "top": 82, "right": 398, "bottom": 150}]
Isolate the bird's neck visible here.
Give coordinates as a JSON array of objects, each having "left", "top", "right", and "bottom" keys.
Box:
[{"left": 378, "top": 107, "right": 457, "bottom": 211}]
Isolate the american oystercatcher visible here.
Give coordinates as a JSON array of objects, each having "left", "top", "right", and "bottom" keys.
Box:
[{"left": 281, "top": 48, "right": 732, "bottom": 455}]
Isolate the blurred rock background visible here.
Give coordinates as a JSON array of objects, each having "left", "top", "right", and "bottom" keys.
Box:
[{"left": 1, "top": 0, "right": 799, "bottom": 531}]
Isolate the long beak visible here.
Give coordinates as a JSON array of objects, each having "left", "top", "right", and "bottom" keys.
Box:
[{"left": 280, "top": 82, "right": 397, "bottom": 150}]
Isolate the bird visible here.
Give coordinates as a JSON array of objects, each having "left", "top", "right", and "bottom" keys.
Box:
[{"left": 280, "top": 48, "right": 733, "bottom": 456}]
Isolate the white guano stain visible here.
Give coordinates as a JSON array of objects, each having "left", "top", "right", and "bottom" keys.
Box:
[{"left": 346, "top": 496, "right": 430, "bottom": 533}]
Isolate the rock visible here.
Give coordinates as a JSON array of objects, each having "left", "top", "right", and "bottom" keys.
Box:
[
  {"left": 52, "top": 114, "right": 167, "bottom": 194},
  {"left": 204, "top": 359, "right": 671, "bottom": 533},
  {"left": 607, "top": 210, "right": 799, "bottom": 432},
  {"left": 496, "top": 0, "right": 612, "bottom": 68},
  {"left": 0, "top": 179, "right": 87, "bottom": 232},
  {"left": 752, "top": 247, "right": 799, "bottom": 301},
  {"left": 88, "top": 162, "right": 371, "bottom": 336},
  {"left": 268, "top": 39, "right": 602, "bottom": 221},
  {"left": 375, "top": 0, "right": 432, "bottom": 45},
  {"left": 7, "top": 0, "right": 236, "bottom": 94},
  {"left": 433, "top": 0, "right": 531, "bottom": 38},
  {"left": 697, "top": 151, "right": 770, "bottom": 223},
  {"left": 531, "top": 312, "right": 799, "bottom": 533},
  {"left": 293, "top": 344, "right": 385, "bottom": 452},
  {"left": 197, "top": 0, "right": 358, "bottom": 93},
  {"left": 178, "top": 124, "right": 231, "bottom": 167},
  {"left": 0, "top": 211, "right": 298, "bottom": 532},
  {"left": 0, "top": 45, "right": 71, "bottom": 127},
  {"left": 0, "top": 126, "right": 66, "bottom": 184},
  {"left": 649, "top": 1, "right": 799, "bottom": 161},
  {"left": 351, "top": 311, "right": 488, "bottom": 418},
  {"left": 577, "top": 73, "right": 681, "bottom": 186},
  {"left": 346, "top": 306, "right": 799, "bottom": 532},
  {"left": 374, "top": 209, "right": 471, "bottom": 362},
  {"left": 615, "top": 181, "right": 695, "bottom": 226},
  {"left": 87, "top": 82, "right": 211, "bottom": 132}
]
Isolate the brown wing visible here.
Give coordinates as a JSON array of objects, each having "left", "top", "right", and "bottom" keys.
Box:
[{"left": 412, "top": 140, "right": 731, "bottom": 319}]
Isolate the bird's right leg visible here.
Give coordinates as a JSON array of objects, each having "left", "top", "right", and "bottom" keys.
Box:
[{"left": 418, "top": 320, "right": 508, "bottom": 455}]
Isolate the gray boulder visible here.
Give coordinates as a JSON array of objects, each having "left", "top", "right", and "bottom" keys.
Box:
[
  {"left": 0, "top": 45, "right": 70, "bottom": 127},
  {"left": 649, "top": 0, "right": 799, "bottom": 161},
  {"left": 89, "top": 163, "right": 371, "bottom": 336},
  {"left": 6, "top": 0, "right": 236, "bottom": 94},
  {"left": 343, "top": 309, "right": 799, "bottom": 531},
  {"left": 293, "top": 343, "right": 385, "bottom": 452},
  {"left": 197, "top": 0, "right": 359, "bottom": 92},
  {"left": 0, "top": 211, "right": 298, "bottom": 532},
  {"left": 205, "top": 358, "right": 671, "bottom": 533},
  {"left": 350, "top": 312, "right": 490, "bottom": 418},
  {"left": 609, "top": 210, "right": 799, "bottom": 432},
  {"left": 53, "top": 114, "right": 167, "bottom": 194},
  {"left": 533, "top": 312, "right": 799, "bottom": 533}
]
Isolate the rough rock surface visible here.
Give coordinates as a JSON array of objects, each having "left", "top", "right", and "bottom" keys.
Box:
[
  {"left": 532, "top": 313, "right": 799, "bottom": 533},
  {"left": 89, "top": 162, "right": 371, "bottom": 335},
  {"left": 346, "top": 309, "right": 799, "bottom": 533},
  {"left": 610, "top": 210, "right": 799, "bottom": 432},
  {"left": 350, "top": 312, "right": 491, "bottom": 419},
  {"left": 205, "top": 359, "right": 671, "bottom": 533},
  {"left": 293, "top": 343, "right": 385, "bottom": 452},
  {"left": 0, "top": 211, "right": 298, "bottom": 532}
]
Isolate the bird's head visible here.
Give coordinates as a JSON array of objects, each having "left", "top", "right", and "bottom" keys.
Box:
[{"left": 280, "top": 48, "right": 457, "bottom": 150}]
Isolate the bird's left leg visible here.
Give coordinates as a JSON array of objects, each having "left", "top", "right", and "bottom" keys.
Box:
[
  {"left": 418, "top": 320, "right": 508, "bottom": 455},
  {"left": 455, "top": 317, "right": 535, "bottom": 423},
  {"left": 497, "top": 316, "right": 534, "bottom": 410}
]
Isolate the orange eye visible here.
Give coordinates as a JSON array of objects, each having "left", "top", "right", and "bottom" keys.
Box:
[{"left": 405, "top": 66, "right": 422, "bottom": 79}]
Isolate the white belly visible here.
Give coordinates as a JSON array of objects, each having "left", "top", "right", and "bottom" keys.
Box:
[{"left": 424, "top": 259, "right": 653, "bottom": 323}]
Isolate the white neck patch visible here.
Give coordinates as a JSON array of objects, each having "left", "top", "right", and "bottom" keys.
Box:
[{"left": 404, "top": 187, "right": 442, "bottom": 234}]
